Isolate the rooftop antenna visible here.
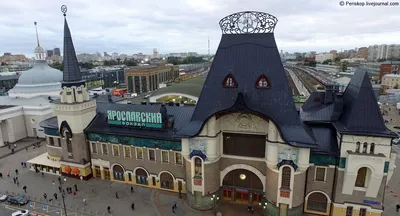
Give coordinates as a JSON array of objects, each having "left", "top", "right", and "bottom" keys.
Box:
[
  {"left": 34, "top": 21, "right": 40, "bottom": 47},
  {"left": 208, "top": 37, "right": 210, "bottom": 56}
]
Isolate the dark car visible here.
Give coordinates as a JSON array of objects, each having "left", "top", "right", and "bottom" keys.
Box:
[{"left": 7, "top": 195, "right": 28, "bottom": 206}]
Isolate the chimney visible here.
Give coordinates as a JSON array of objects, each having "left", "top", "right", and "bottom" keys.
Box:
[{"left": 324, "top": 84, "right": 334, "bottom": 104}]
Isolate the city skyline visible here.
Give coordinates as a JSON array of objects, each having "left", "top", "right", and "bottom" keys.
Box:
[{"left": 0, "top": 0, "right": 399, "bottom": 56}]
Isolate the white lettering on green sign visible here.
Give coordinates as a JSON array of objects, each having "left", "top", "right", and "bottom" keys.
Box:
[{"left": 107, "top": 110, "right": 163, "bottom": 128}]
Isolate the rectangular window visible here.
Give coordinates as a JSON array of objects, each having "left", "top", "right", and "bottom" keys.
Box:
[
  {"left": 175, "top": 152, "right": 183, "bottom": 164},
  {"left": 148, "top": 149, "right": 155, "bottom": 161},
  {"left": 66, "top": 139, "right": 73, "bottom": 153},
  {"left": 161, "top": 151, "right": 169, "bottom": 163},
  {"left": 91, "top": 143, "right": 97, "bottom": 153},
  {"left": 136, "top": 147, "right": 143, "bottom": 159},
  {"left": 57, "top": 138, "right": 61, "bottom": 147},
  {"left": 315, "top": 167, "right": 326, "bottom": 182},
  {"left": 102, "top": 144, "right": 108, "bottom": 155},
  {"left": 223, "top": 133, "right": 266, "bottom": 158},
  {"left": 359, "top": 208, "right": 366, "bottom": 216},
  {"left": 152, "top": 176, "right": 156, "bottom": 186},
  {"left": 112, "top": 145, "right": 119, "bottom": 156},
  {"left": 346, "top": 206, "right": 353, "bottom": 216},
  {"left": 124, "top": 146, "right": 131, "bottom": 158},
  {"left": 49, "top": 137, "right": 54, "bottom": 146},
  {"left": 128, "top": 173, "right": 132, "bottom": 181}
]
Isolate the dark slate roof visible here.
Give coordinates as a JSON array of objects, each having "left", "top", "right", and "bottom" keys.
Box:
[
  {"left": 62, "top": 16, "right": 82, "bottom": 83},
  {"left": 308, "top": 124, "right": 339, "bottom": 156},
  {"left": 175, "top": 33, "right": 317, "bottom": 148},
  {"left": 39, "top": 116, "right": 58, "bottom": 129},
  {"left": 300, "top": 91, "right": 344, "bottom": 122},
  {"left": 333, "top": 69, "right": 396, "bottom": 138},
  {"left": 84, "top": 103, "right": 195, "bottom": 141}
]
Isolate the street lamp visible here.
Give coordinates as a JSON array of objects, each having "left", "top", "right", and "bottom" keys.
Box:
[
  {"left": 53, "top": 177, "right": 68, "bottom": 216},
  {"left": 259, "top": 201, "right": 268, "bottom": 216},
  {"left": 210, "top": 194, "right": 219, "bottom": 216}
]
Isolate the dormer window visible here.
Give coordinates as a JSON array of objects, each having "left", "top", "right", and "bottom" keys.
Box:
[
  {"left": 256, "top": 74, "right": 270, "bottom": 88},
  {"left": 222, "top": 74, "right": 238, "bottom": 88}
]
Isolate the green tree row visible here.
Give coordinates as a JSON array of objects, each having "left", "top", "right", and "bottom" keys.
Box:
[{"left": 167, "top": 56, "right": 206, "bottom": 65}]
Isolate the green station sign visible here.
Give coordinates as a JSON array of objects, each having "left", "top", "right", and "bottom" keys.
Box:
[{"left": 107, "top": 110, "right": 163, "bottom": 128}]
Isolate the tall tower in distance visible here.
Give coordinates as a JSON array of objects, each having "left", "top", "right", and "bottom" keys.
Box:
[
  {"left": 153, "top": 48, "right": 158, "bottom": 58},
  {"left": 53, "top": 5, "right": 96, "bottom": 180},
  {"left": 208, "top": 37, "right": 210, "bottom": 56}
]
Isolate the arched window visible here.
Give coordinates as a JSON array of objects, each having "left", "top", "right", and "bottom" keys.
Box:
[
  {"left": 362, "top": 142, "right": 368, "bottom": 153},
  {"left": 112, "top": 164, "right": 125, "bottom": 181},
  {"left": 222, "top": 74, "right": 237, "bottom": 88},
  {"left": 255, "top": 74, "right": 270, "bottom": 88},
  {"left": 355, "top": 167, "right": 368, "bottom": 187},
  {"left": 281, "top": 167, "right": 291, "bottom": 189},
  {"left": 135, "top": 168, "right": 148, "bottom": 185},
  {"left": 355, "top": 142, "right": 360, "bottom": 153},
  {"left": 160, "top": 172, "right": 174, "bottom": 190},
  {"left": 306, "top": 192, "right": 328, "bottom": 213},
  {"left": 194, "top": 158, "right": 202, "bottom": 177},
  {"left": 370, "top": 143, "right": 375, "bottom": 154}
]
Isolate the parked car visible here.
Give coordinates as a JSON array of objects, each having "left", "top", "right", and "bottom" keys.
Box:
[
  {"left": 0, "top": 194, "right": 8, "bottom": 202},
  {"left": 11, "top": 209, "right": 30, "bottom": 216},
  {"left": 7, "top": 195, "right": 28, "bottom": 206},
  {"left": 393, "top": 138, "right": 400, "bottom": 145}
]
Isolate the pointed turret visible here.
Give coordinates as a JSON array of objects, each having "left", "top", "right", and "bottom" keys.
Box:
[
  {"left": 61, "top": 6, "right": 82, "bottom": 86},
  {"left": 33, "top": 22, "right": 45, "bottom": 61}
]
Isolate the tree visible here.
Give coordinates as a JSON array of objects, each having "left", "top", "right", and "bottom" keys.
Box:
[
  {"left": 79, "top": 62, "right": 94, "bottom": 69},
  {"left": 322, "top": 59, "right": 332, "bottom": 65},
  {"left": 104, "top": 60, "right": 118, "bottom": 66},
  {"left": 123, "top": 58, "right": 137, "bottom": 66},
  {"left": 50, "top": 62, "right": 64, "bottom": 70},
  {"left": 340, "top": 61, "right": 348, "bottom": 72},
  {"left": 116, "top": 58, "right": 121, "bottom": 65},
  {"left": 334, "top": 56, "right": 343, "bottom": 63}
]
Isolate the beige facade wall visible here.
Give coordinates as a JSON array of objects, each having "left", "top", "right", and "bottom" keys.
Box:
[
  {"left": 203, "top": 161, "right": 220, "bottom": 194},
  {"left": 265, "top": 166, "right": 278, "bottom": 202},
  {"left": 381, "top": 75, "right": 400, "bottom": 89},
  {"left": 381, "top": 104, "right": 400, "bottom": 124}
]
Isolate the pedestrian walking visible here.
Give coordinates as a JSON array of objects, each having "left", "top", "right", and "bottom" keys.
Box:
[
  {"left": 131, "top": 186, "right": 134, "bottom": 193},
  {"left": 11, "top": 148, "right": 14, "bottom": 154},
  {"left": 173, "top": 202, "right": 177, "bottom": 210},
  {"left": 107, "top": 206, "right": 111, "bottom": 213},
  {"left": 24, "top": 162, "right": 27, "bottom": 167},
  {"left": 43, "top": 193, "right": 47, "bottom": 200},
  {"left": 41, "top": 172, "right": 44, "bottom": 177},
  {"left": 23, "top": 186, "right": 27, "bottom": 193},
  {"left": 74, "top": 184, "right": 78, "bottom": 192},
  {"left": 0, "top": 173, "right": 2, "bottom": 178},
  {"left": 13, "top": 177, "right": 16, "bottom": 184},
  {"left": 115, "top": 192, "right": 119, "bottom": 199},
  {"left": 172, "top": 205, "right": 175, "bottom": 213},
  {"left": 7, "top": 171, "right": 10, "bottom": 177},
  {"left": 58, "top": 186, "right": 62, "bottom": 193},
  {"left": 54, "top": 193, "right": 58, "bottom": 200},
  {"left": 73, "top": 191, "right": 77, "bottom": 197},
  {"left": 21, "top": 162, "right": 24, "bottom": 167},
  {"left": 80, "top": 175, "right": 83, "bottom": 181},
  {"left": 15, "top": 169, "right": 18, "bottom": 175},
  {"left": 83, "top": 198, "right": 87, "bottom": 206},
  {"left": 397, "top": 204, "right": 400, "bottom": 212},
  {"left": 131, "top": 202, "right": 135, "bottom": 210}
]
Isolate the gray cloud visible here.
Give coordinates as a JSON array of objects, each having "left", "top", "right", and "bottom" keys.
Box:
[{"left": 0, "top": 0, "right": 399, "bottom": 56}]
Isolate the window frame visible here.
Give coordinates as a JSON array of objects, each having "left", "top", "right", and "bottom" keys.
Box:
[
  {"left": 112, "top": 144, "right": 120, "bottom": 157},
  {"left": 175, "top": 152, "right": 183, "bottom": 165},
  {"left": 161, "top": 150, "right": 169, "bottom": 163},
  {"left": 345, "top": 206, "right": 353, "bottom": 216},
  {"left": 355, "top": 167, "right": 368, "bottom": 188},
  {"left": 123, "top": 146, "right": 131, "bottom": 158},
  {"left": 136, "top": 147, "right": 144, "bottom": 160},
  {"left": 49, "top": 137, "right": 55, "bottom": 146},
  {"left": 281, "top": 166, "right": 291, "bottom": 189},
  {"left": 91, "top": 142, "right": 97, "bottom": 154},
  {"left": 362, "top": 142, "right": 368, "bottom": 153},
  {"left": 356, "top": 142, "right": 361, "bottom": 153},
  {"left": 314, "top": 166, "right": 327, "bottom": 182},
  {"left": 222, "top": 74, "right": 238, "bottom": 88},
  {"left": 255, "top": 74, "right": 270, "bottom": 88},
  {"left": 370, "top": 143, "right": 375, "bottom": 154},
  {"left": 148, "top": 149, "right": 156, "bottom": 161},
  {"left": 102, "top": 143, "right": 109, "bottom": 155},
  {"left": 359, "top": 208, "right": 366, "bottom": 216}
]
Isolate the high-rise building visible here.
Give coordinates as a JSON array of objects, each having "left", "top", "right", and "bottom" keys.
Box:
[
  {"left": 54, "top": 47, "right": 61, "bottom": 56},
  {"left": 47, "top": 50, "right": 54, "bottom": 58},
  {"left": 153, "top": 48, "right": 159, "bottom": 58}
]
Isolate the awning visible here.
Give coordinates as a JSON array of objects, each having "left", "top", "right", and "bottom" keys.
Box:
[{"left": 27, "top": 152, "right": 61, "bottom": 168}]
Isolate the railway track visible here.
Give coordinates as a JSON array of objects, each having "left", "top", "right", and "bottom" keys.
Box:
[
  {"left": 286, "top": 66, "right": 325, "bottom": 93},
  {"left": 285, "top": 69, "right": 300, "bottom": 96}
]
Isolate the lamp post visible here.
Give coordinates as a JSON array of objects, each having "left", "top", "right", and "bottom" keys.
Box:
[
  {"left": 210, "top": 194, "right": 219, "bottom": 216},
  {"left": 53, "top": 177, "right": 68, "bottom": 216},
  {"left": 259, "top": 201, "right": 268, "bottom": 216}
]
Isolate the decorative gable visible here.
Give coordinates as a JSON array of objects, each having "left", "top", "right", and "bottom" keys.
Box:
[{"left": 222, "top": 74, "right": 238, "bottom": 88}]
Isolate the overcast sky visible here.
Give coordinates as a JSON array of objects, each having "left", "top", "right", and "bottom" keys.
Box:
[{"left": 1, "top": 0, "right": 399, "bottom": 56}]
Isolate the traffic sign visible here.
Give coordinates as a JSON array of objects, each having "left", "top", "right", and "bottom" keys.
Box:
[
  {"left": 42, "top": 204, "right": 47, "bottom": 211},
  {"left": 29, "top": 201, "right": 33, "bottom": 207},
  {"left": 56, "top": 208, "right": 60, "bottom": 214}
]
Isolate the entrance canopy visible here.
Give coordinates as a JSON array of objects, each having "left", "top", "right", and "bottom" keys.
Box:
[{"left": 27, "top": 152, "right": 61, "bottom": 168}]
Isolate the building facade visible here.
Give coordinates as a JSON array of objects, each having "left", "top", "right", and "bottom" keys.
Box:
[
  {"left": 315, "top": 53, "right": 335, "bottom": 63},
  {"left": 381, "top": 74, "right": 400, "bottom": 91},
  {"left": 125, "top": 65, "right": 179, "bottom": 93},
  {"left": 33, "top": 11, "right": 397, "bottom": 216}
]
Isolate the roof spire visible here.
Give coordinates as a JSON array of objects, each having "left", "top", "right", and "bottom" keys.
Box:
[
  {"left": 34, "top": 21, "right": 40, "bottom": 47},
  {"left": 60, "top": 5, "right": 82, "bottom": 85}
]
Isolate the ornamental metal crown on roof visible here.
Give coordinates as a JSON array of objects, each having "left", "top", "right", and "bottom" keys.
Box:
[{"left": 219, "top": 11, "right": 278, "bottom": 34}]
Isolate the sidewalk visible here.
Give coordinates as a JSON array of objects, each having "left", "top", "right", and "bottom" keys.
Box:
[{"left": 0, "top": 137, "right": 44, "bottom": 160}]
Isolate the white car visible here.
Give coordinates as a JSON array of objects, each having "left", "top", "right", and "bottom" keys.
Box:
[
  {"left": 11, "top": 210, "right": 30, "bottom": 216},
  {"left": 0, "top": 194, "right": 8, "bottom": 202}
]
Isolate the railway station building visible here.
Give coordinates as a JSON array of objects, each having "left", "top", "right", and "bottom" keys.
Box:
[{"left": 33, "top": 10, "right": 396, "bottom": 216}]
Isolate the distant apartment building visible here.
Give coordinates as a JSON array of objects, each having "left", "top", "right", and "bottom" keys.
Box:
[
  {"left": 47, "top": 50, "right": 54, "bottom": 58},
  {"left": 0, "top": 54, "right": 29, "bottom": 64},
  {"left": 111, "top": 52, "right": 119, "bottom": 60},
  {"left": 315, "top": 53, "right": 335, "bottom": 63},
  {"left": 357, "top": 47, "right": 368, "bottom": 59},
  {"left": 380, "top": 63, "right": 400, "bottom": 80},
  {"left": 381, "top": 74, "right": 400, "bottom": 91},
  {"left": 153, "top": 48, "right": 159, "bottom": 59},
  {"left": 368, "top": 44, "right": 400, "bottom": 61},
  {"left": 329, "top": 50, "right": 337, "bottom": 54},
  {"left": 53, "top": 47, "right": 61, "bottom": 56}
]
